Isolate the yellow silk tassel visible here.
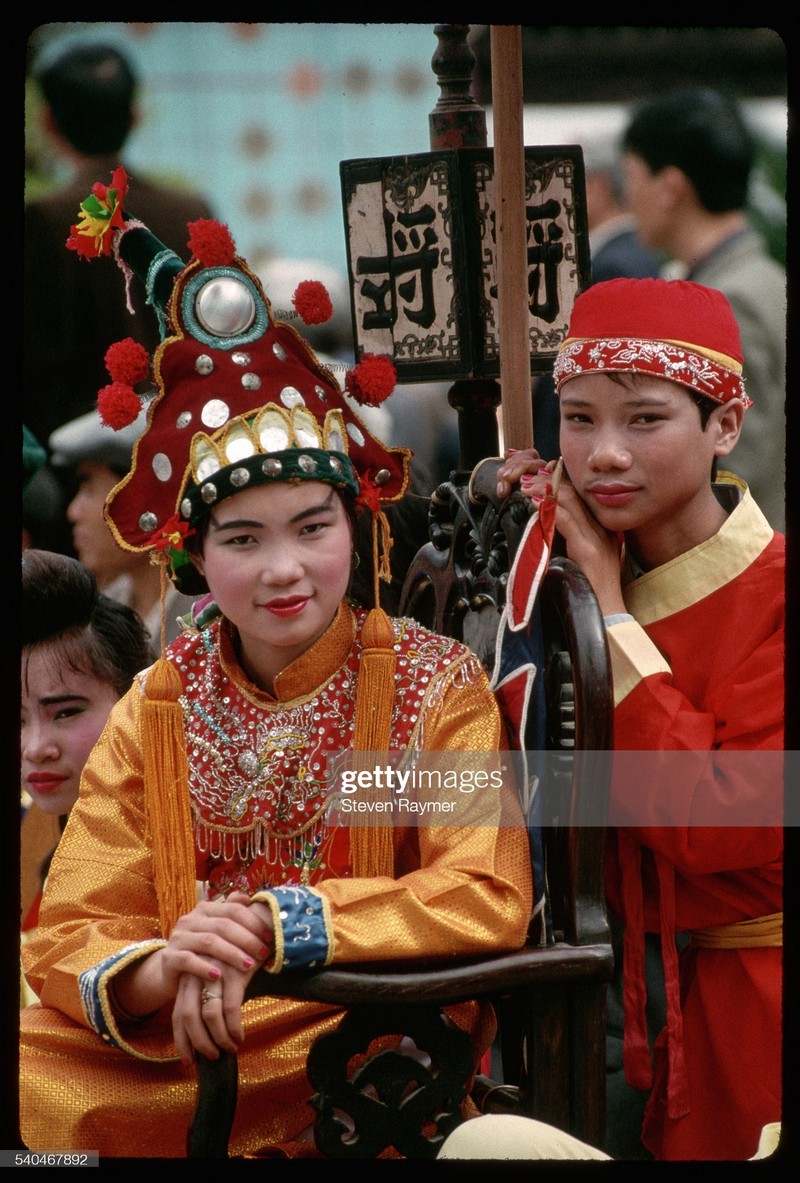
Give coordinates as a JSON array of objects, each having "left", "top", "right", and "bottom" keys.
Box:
[
  {"left": 141, "top": 559, "right": 197, "bottom": 937},
  {"left": 350, "top": 512, "right": 397, "bottom": 879},
  {"left": 372, "top": 509, "right": 393, "bottom": 588}
]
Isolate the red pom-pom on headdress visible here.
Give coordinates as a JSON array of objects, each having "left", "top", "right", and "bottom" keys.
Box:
[
  {"left": 104, "top": 338, "right": 151, "bottom": 385},
  {"left": 345, "top": 354, "right": 397, "bottom": 407},
  {"left": 97, "top": 382, "right": 142, "bottom": 430},
  {"left": 292, "top": 280, "right": 333, "bottom": 326},
  {"left": 187, "top": 219, "right": 236, "bottom": 267}
]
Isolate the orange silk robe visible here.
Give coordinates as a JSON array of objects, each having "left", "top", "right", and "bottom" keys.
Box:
[{"left": 20, "top": 603, "right": 531, "bottom": 1157}]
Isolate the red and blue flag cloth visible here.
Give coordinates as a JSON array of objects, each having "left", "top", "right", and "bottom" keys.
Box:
[{"left": 490, "top": 470, "right": 560, "bottom": 946}]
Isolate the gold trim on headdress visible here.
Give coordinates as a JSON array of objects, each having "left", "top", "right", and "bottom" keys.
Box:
[{"left": 190, "top": 405, "right": 350, "bottom": 486}]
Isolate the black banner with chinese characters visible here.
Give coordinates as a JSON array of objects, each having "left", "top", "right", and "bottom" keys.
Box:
[{"left": 340, "top": 146, "right": 589, "bottom": 383}]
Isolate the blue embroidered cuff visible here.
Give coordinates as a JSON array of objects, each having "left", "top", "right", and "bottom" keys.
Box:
[
  {"left": 79, "top": 940, "right": 165, "bottom": 1051},
  {"left": 260, "top": 885, "right": 330, "bottom": 971}
]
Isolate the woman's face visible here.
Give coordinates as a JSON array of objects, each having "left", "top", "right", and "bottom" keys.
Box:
[
  {"left": 192, "top": 480, "right": 353, "bottom": 691},
  {"left": 21, "top": 648, "right": 119, "bottom": 816}
]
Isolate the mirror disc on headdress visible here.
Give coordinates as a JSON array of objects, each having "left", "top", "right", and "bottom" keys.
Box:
[
  {"left": 324, "top": 410, "right": 347, "bottom": 454},
  {"left": 293, "top": 407, "right": 322, "bottom": 449},
  {"left": 224, "top": 421, "right": 257, "bottom": 464},
  {"left": 253, "top": 406, "right": 291, "bottom": 453},
  {"left": 280, "top": 386, "right": 305, "bottom": 409},
  {"left": 201, "top": 399, "right": 230, "bottom": 429},
  {"left": 195, "top": 277, "right": 256, "bottom": 337},
  {"left": 193, "top": 437, "right": 223, "bottom": 483}
]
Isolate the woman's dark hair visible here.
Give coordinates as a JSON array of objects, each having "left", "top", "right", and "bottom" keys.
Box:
[{"left": 22, "top": 549, "right": 151, "bottom": 698}]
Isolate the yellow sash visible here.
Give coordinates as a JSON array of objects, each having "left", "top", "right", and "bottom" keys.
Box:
[{"left": 688, "top": 911, "right": 782, "bottom": 949}]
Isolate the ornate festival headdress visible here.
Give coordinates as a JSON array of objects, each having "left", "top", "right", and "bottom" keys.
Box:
[
  {"left": 553, "top": 276, "right": 751, "bottom": 408},
  {"left": 67, "top": 167, "right": 410, "bottom": 594},
  {"left": 67, "top": 167, "right": 411, "bottom": 925}
]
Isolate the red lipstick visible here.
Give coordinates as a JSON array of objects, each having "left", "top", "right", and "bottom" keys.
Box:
[
  {"left": 27, "top": 773, "right": 69, "bottom": 795},
  {"left": 264, "top": 596, "right": 309, "bottom": 618}
]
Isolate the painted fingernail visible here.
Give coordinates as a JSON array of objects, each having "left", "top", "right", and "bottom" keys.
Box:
[
  {"left": 243, "top": 957, "right": 254, "bottom": 969},
  {"left": 258, "top": 946, "right": 269, "bottom": 959},
  {"left": 208, "top": 967, "right": 221, "bottom": 979}
]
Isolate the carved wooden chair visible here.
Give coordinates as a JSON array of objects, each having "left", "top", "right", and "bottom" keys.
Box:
[{"left": 187, "top": 457, "right": 613, "bottom": 1160}]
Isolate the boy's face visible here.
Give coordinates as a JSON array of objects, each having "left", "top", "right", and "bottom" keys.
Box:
[{"left": 558, "top": 373, "right": 741, "bottom": 541}]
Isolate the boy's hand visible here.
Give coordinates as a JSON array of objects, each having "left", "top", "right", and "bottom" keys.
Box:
[
  {"left": 499, "top": 450, "right": 627, "bottom": 617},
  {"left": 496, "top": 448, "right": 549, "bottom": 499}
]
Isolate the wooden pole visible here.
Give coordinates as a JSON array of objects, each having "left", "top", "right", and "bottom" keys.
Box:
[{"left": 490, "top": 25, "right": 533, "bottom": 451}]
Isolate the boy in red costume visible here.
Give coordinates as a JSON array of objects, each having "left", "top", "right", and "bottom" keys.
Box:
[{"left": 497, "top": 277, "right": 784, "bottom": 1160}]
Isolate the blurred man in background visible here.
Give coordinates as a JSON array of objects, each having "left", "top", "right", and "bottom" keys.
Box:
[
  {"left": 621, "top": 88, "right": 785, "bottom": 531},
  {"left": 25, "top": 41, "right": 216, "bottom": 552},
  {"left": 583, "top": 138, "right": 663, "bottom": 284}
]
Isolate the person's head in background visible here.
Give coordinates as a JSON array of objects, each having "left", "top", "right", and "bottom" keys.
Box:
[
  {"left": 48, "top": 403, "right": 152, "bottom": 594},
  {"left": 35, "top": 41, "right": 138, "bottom": 161},
  {"left": 583, "top": 142, "right": 630, "bottom": 234},
  {"left": 21, "top": 549, "right": 151, "bottom": 819},
  {"left": 581, "top": 135, "right": 663, "bottom": 284},
  {"left": 621, "top": 88, "right": 755, "bottom": 262}
]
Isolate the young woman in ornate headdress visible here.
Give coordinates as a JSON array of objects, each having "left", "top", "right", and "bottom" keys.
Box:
[{"left": 19, "top": 170, "right": 531, "bottom": 1158}]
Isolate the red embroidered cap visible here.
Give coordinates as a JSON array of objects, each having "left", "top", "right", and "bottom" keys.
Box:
[{"left": 553, "top": 277, "right": 751, "bottom": 407}]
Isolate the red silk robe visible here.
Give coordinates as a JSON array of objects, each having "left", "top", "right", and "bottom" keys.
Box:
[{"left": 604, "top": 486, "right": 783, "bottom": 1160}]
